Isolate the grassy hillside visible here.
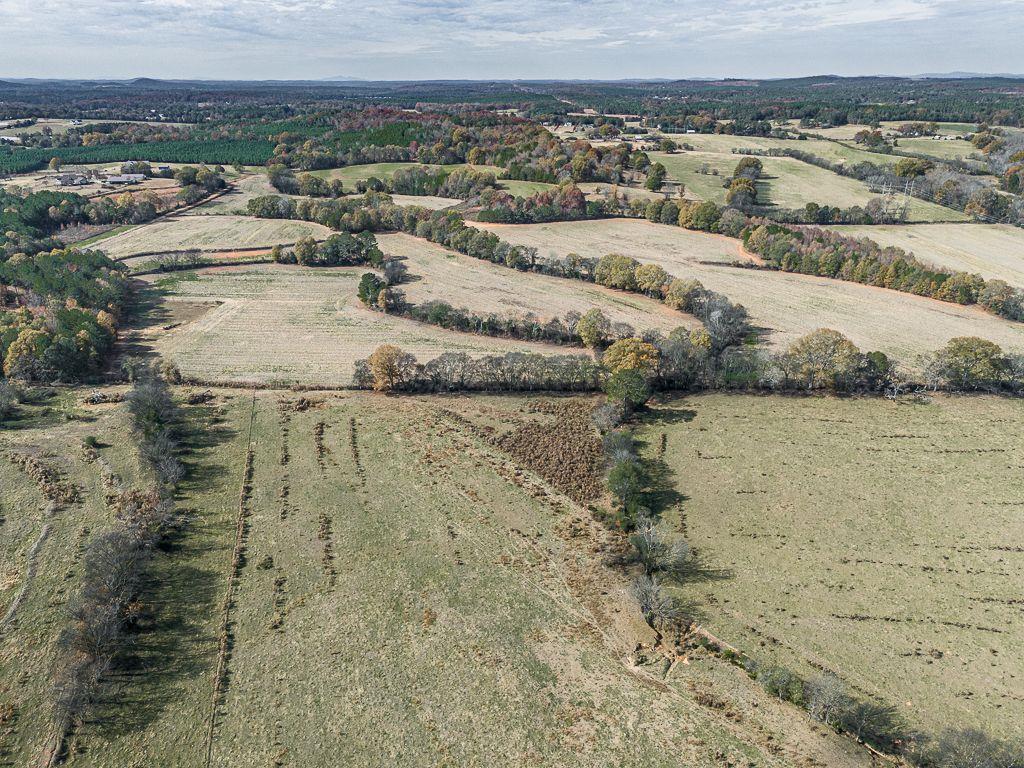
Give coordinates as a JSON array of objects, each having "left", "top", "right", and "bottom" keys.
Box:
[
  {"left": 638, "top": 393, "right": 1024, "bottom": 741},
  {"left": 1, "top": 390, "right": 872, "bottom": 768}
]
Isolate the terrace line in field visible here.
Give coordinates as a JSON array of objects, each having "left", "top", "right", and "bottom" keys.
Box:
[{"left": 474, "top": 219, "right": 1024, "bottom": 364}]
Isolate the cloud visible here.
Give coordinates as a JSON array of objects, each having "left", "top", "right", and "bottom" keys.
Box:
[{"left": 0, "top": 0, "right": 1022, "bottom": 79}]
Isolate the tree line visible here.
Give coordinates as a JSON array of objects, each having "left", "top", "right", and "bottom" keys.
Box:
[
  {"left": 50, "top": 369, "right": 185, "bottom": 758},
  {"left": 741, "top": 222, "right": 1024, "bottom": 322}
]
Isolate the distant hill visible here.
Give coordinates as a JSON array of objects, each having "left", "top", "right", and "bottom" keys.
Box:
[{"left": 915, "top": 71, "right": 1024, "bottom": 79}]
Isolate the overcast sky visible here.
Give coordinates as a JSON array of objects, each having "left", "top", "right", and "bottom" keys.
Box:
[{"left": 1, "top": 0, "right": 1022, "bottom": 81}]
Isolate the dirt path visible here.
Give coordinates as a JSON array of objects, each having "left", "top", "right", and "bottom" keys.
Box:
[{"left": 0, "top": 505, "right": 54, "bottom": 632}]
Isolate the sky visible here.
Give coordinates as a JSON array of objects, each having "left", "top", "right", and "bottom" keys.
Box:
[{"left": 1, "top": 0, "right": 1023, "bottom": 81}]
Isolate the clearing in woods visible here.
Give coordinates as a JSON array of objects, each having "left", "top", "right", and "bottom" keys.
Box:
[
  {"left": 639, "top": 393, "right": 1024, "bottom": 741},
  {"left": 377, "top": 232, "right": 699, "bottom": 334},
  {"left": 140, "top": 265, "right": 570, "bottom": 386},
  {"left": 95, "top": 215, "right": 333, "bottom": 260},
  {"left": 827, "top": 223, "right": 1024, "bottom": 287},
  {"left": 0, "top": 390, "right": 873, "bottom": 767},
  {"left": 476, "top": 219, "right": 1024, "bottom": 364}
]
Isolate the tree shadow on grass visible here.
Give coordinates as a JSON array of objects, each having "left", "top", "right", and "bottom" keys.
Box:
[
  {"left": 81, "top": 399, "right": 239, "bottom": 743},
  {"left": 86, "top": 561, "right": 222, "bottom": 743},
  {"left": 111, "top": 280, "right": 176, "bottom": 370},
  {"left": 639, "top": 404, "right": 696, "bottom": 426}
]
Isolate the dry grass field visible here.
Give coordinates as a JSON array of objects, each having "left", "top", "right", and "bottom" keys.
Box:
[
  {"left": 477, "top": 220, "right": 1024, "bottom": 363},
  {"left": 474, "top": 218, "right": 741, "bottom": 265},
  {"left": 96, "top": 215, "right": 333, "bottom": 260},
  {"left": 828, "top": 223, "right": 1024, "bottom": 287},
  {"left": 186, "top": 173, "right": 279, "bottom": 215},
  {"left": 895, "top": 136, "right": 981, "bottom": 161},
  {"left": 186, "top": 173, "right": 460, "bottom": 217},
  {"left": 378, "top": 232, "right": 697, "bottom": 333},
  {"left": 649, "top": 151, "right": 969, "bottom": 222},
  {"left": 309, "top": 162, "right": 501, "bottom": 187},
  {"left": 140, "top": 265, "right": 568, "bottom": 386},
  {"left": 662, "top": 133, "right": 901, "bottom": 167},
  {"left": 390, "top": 193, "right": 460, "bottom": 209},
  {"left": 639, "top": 393, "right": 1024, "bottom": 740},
  {"left": 1, "top": 391, "right": 872, "bottom": 767}
]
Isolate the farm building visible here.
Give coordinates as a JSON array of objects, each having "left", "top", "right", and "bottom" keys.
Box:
[
  {"left": 55, "top": 173, "right": 91, "bottom": 186},
  {"left": 103, "top": 173, "right": 146, "bottom": 185}
]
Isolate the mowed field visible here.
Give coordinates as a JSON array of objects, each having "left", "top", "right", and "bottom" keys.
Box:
[
  {"left": 662, "top": 133, "right": 901, "bottom": 168},
  {"left": 648, "top": 151, "right": 969, "bottom": 222},
  {"left": 97, "top": 215, "right": 333, "bottom": 260},
  {"left": 141, "top": 265, "right": 569, "bottom": 386},
  {"left": 829, "top": 223, "right": 1024, "bottom": 287},
  {"left": 639, "top": 393, "right": 1024, "bottom": 740},
  {"left": 378, "top": 232, "right": 697, "bottom": 334},
  {"left": 1, "top": 391, "right": 872, "bottom": 768},
  {"left": 187, "top": 173, "right": 460, "bottom": 217},
  {"left": 476, "top": 220, "right": 1024, "bottom": 363},
  {"left": 309, "top": 162, "right": 502, "bottom": 187}
]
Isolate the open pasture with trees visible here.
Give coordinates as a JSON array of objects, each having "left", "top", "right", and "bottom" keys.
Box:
[
  {"left": 649, "top": 151, "right": 969, "bottom": 222},
  {"left": 0, "top": 385, "right": 237, "bottom": 767},
  {"left": 310, "top": 162, "right": 500, "bottom": 188},
  {"left": 639, "top": 393, "right": 1024, "bottom": 740},
  {"left": 827, "top": 223, "right": 1024, "bottom": 287},
  {"left": 96, "top": 215, "right": 333, "bottom": 260},
  {"left": 660, "top": 133, "right": 902, "bottom": 168},
  {"left": 377, "top": 232, "right": 697, "bottom": 336},
  {"left": 141, "top": 265, "right": 567, "bottom": 386},
  {"left": 1, "top": 390, "right": 873, "bottom": 767},
  {"left": 477, "top": 220, "right": 1024, "bottom": 364}
]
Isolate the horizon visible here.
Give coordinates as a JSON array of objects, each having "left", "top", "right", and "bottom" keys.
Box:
[
  {"left": 2, "top": 0, "right": 1023, "bottom": 81},
  {"left": 4, "top": 72, "right": 1024, "bottom": 84}
]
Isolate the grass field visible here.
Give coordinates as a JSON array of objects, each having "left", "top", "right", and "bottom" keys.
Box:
[
  {"left": 378, "top": 232, "right": 698, "bottom": 333},
  {"left": 0, "top": 390, "right": 874, "bottom": 767},
  {"left": 186, "top": 173, "right": 461, "bottom": 217},
  {"left": 786, "top": 121, "right": 979, "bottom": 141},
  {"left": 97, "top": 215, "right": 333, "bottom": 260},
  {"left": 187, "top": 173, "right": 280, "bottom": 215},
  {"left": 138, "top": 265, "right": 569, "bottom": 386},
  {"left": 828, "top": 223, "right": 1024, "bottom": 287},
  {"left": 895, "top": 136, "right": 981, "bottom": 161},
  {"left": 390, "top": 193, "right": 460, "bottom": 209},
  {"left": 310, "top": 162, "right": 502, "bottom": 188},
  {"left": 500, "top": 179, "right": 558, "bottom": 196},
  {"left": 638, "top": 393, "right": 1024, "bottom": 740},
  {"left": 0, "top": 391, "right": 152, "bottom": 764},
  {"left": 649, "top": 151, "right": 969, "bottom": 222},
  {"left": 663, "top": 133, "right": 901, "bottom": 168},
  {"left": 476, "top": 220, "right": 1024, "bottom": 363}
]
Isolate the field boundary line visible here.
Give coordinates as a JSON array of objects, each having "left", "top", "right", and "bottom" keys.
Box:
[{"left": 203, "top": 390, "right": 257, "bottom": 768}]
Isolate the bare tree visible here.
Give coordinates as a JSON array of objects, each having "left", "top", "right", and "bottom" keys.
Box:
[
  {"left": 805, "top": 672, "right": 851, "bottom": 728},
  {"left": 630, "top": 574, "right": 681, "bottom": 628}
]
